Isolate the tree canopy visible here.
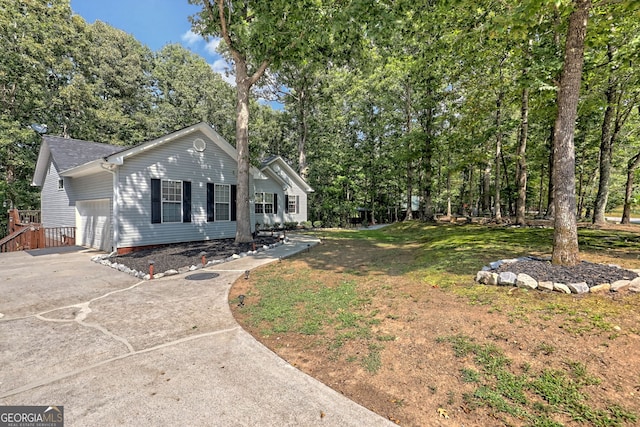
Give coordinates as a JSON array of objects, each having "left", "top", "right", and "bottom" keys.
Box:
[{"left": 2, "top": 0, "right": 640, "bottom": 264}]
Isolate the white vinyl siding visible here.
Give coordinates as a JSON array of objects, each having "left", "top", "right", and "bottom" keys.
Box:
[
  {"left": 254, "top": 174, "right": 308, "bottom": 226},
  {"left": 41, "top": 162, "right": 113, "bottom": 229},
  {"left": 41, "top": 162, "right": 74, "bottom": 228},
  {"left": 115, "top": 131, "right": 239, "bottom": 248}
]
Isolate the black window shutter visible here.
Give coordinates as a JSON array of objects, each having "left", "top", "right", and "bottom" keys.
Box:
[
  {"left": 231, "top": 185, "right": 237, "bottom": 221},
  {"left": 183, "top": 181, "right": 192, "bottom": 223},
  {"left": 151, "top": 179, "right": 161, "bottom": 224},
  {"left": 207, "top": 183, "right": 215, "bottom": 222},
  {"left": 285, "top": 195, "right": 289, "bottom": 214},
  {"left": 273, "top": 193, "right": 278, "bottom": 214},
  {"left": 296, "top": 195, "right": 300, "bottom": 214}
]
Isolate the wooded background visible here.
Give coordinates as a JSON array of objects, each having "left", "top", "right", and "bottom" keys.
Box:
[{"left": 2, "top": 0, "right": 640, "bottom": 235}]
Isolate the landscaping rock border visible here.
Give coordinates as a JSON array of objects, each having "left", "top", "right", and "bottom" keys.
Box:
[
  {"left": 91, "top": 239, "right": 288, "bottom": 280},
  {"left": 475, "top": 256, "right": 640, "bottom": 294}
]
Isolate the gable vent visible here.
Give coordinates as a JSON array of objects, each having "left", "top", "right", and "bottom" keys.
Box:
[{"left": 193, "top": 138, "right": 206, "bottom": 152}]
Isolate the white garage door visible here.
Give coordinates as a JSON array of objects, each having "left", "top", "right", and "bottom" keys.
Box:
[{"left": 76, "top": 199, "right": 112, "bottom": 252}]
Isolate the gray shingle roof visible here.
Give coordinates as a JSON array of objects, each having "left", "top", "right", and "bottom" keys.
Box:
[
  {"left": 43, "top": 135, "right": 122, "bottom": 172},
  {"left": 260, "top": 155, "right": 279, "bottom": 168}
]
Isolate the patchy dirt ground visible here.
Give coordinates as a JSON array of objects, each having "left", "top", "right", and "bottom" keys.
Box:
[{"left": 230, "top": 225, "right": 640, "bottom": 426}]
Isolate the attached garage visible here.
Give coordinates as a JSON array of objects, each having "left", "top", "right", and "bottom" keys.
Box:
[{"left": 76, "top": 199, "right": 112, "bottom": 252}]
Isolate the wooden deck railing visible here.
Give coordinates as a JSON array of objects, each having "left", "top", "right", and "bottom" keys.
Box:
[
  {"left": 17, "top": 210, "right": 41, "bottom": 225},
  {"left": 0, "top": 226, "right": 76, "bottom": 253},
  {"left": 1, "top": 209, "right": 76, "bottom": 253}
]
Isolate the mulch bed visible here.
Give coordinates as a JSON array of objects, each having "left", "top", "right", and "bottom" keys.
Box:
[
  {"left": 107, "top": 236, "right": 278, "bottom": 274},
  {"left": 493, "top": 259, "right": 638, "bottom": 287}
]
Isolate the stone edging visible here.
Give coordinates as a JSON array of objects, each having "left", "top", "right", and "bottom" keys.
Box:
[
  {"left": 91, "top": 239, "right": 288, "bottom": 280},
  {"left": 475, "top": 257, "right": 640, "bottom": 294}
]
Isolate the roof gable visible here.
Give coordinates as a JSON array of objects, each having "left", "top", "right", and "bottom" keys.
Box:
[
  {"left": 54, "top": 122, "right": 248, "bottom": 179},
  {"left": 32, "top": 136, "right": 121, "bottom": 186},
  {"left": 104, "top": 122, "right": 237, "bottom": 166},
  {"left": 260, "top": 156, "right": 313, "bottom": 193}
]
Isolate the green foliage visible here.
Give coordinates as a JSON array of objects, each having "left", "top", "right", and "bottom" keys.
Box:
[
  {"left": 249, "top": 225, "right": 640, "bottom": 423},
  {"left": 361, "top": 343, "right": 383, "bottom": 374},
  {"left": 244, "top": 273, "right": 365, "bottom": 336},
  {"left": 444, "top": 334, "right": 637, "bottom": 426},
  {"left": 3, "top": 0, "right": 640, "bottom": 238}
]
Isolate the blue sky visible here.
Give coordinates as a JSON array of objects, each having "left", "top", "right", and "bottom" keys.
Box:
[{"left": 70, "top": 0, "right": 233, "bottom": 83}]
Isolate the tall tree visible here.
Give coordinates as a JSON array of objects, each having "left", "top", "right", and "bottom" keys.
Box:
[
  {"left": 151, "top": 43, "right": 235, "bottom": 138},
  {"left": 552, "top": 0, "right": 590, "bottom": 266},
  {"left": 189, "top": 0, "right": 341, "bottom": 242},
  {"left": 0, "top": 0, "right": 76, "bottom": 213}
]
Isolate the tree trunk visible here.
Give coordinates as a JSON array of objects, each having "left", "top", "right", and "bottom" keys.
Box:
[
  {"left": 538, "top": 163, "right": 545, "bottom": 215},
  {"left": 422, "top": 138, "right": 434, "bottom": 221},
  {"left": 494, "top": 87, "right": 504, "bottom": 223},
  {"left": 405, "top": 165, "right": 413, "bottom": 221},
  {"left": 467, "top": 167, "right": 475, "bottom": 216},
  {"left": 551, "top": 0, "right": 590, "bottom": 266},
  {"left": 404, "top": 83, "right": 414, "bottom": 221},
  {"left": 545, "top": 129, "right": 555, "bottom": 219},
  {"left": 234, "top": 61, "right": 253, "bottom": 243},
  {"left": 622, "top": 152, "right": 640, "bottom": 224},
  {"left": 516, "top": 86, "right": 529, "bottom": 226},
  {"left": 592, "top": 45, "right": 616, "bottom": 225},
  {"left": 297, "top": 83, "right": 309, "bottom": 181},
  {"left": 483, "top": 164, "right": 491, "bottom": 214},
  {"left": 206, "top": 0, "right": 270, "bottom": 243}
]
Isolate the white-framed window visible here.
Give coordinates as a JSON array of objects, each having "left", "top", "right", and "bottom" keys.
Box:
[
  {"left": 215, "top": 184, "right": 230, "bottom": 221},
  {"left": 254, "top": 192, "right": 274, "bottom": 214},
  {"left": 162, "top": 179, "right": 182, "bottom": 223},
  {"left": 287, "top": 195, "right": 298, "bottom": 214},
  {"left": 57, "top": 178, "right": 64, "bottom": 190}
]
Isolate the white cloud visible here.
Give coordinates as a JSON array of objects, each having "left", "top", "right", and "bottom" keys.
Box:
[
  {"left": 181, "top": 30, "right": 201, "bottom": 46},
  {"left": 210, "top": 59, "right": 235, "bottom": 86},
  {"left": 205, "top": 38, "right": 221, "bottom": 55}
]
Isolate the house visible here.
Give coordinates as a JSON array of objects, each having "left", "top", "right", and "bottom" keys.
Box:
[{"left": 31, "top": 122, "right": 313, "bottom": 253}]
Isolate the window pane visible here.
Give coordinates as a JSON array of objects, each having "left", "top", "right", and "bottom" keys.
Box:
[
  {"left": 265, "top": 193, "right": 273, "bottom": 203},
  {"left": 215, "top": 203, "right": 229, "bottom": 220},
  {"left": 162, "top": 202, "right": 181, "bottom": 222},
  {"left": 215, "top": 184, "right": 230, "bottom": 220},
  {"left": 255, "top": 193, "right": 264, "bottom": 203},
  {"left": 255, "top": 204, "right": 264, "bottom": 214},
  {"left": 162, "top": 180, "right": 182, "bottom": 202},
  {"left": 215, "top": 184, "right": 229, "bottom": 203}
]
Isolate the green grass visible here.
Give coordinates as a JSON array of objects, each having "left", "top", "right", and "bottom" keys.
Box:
[
  {"left": 443, "top": 334, "right": 637, "bottom": 426},
  {"left": 245, "top": 274, "right": 365, "bottom": 336},
  {"left": 243, "top": 222, "right": 640, "bottom": 421}
]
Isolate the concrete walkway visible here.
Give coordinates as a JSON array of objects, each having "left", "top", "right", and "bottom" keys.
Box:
[{"left": 0, "top": 235, "right": 394, "bottom": 426}]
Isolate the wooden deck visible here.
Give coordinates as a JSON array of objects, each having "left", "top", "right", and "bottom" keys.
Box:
[{"left": 1, "top": 209, "right": 76, "bottom": 253}]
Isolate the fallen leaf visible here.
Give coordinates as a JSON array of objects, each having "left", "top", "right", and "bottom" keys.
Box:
[{"left": 437, "top": 407, "right": 449, "bottom": 419}]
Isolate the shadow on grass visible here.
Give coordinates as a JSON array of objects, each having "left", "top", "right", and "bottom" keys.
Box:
[{"left": 303, "top": 221, "right": 640, "bottom": 280}]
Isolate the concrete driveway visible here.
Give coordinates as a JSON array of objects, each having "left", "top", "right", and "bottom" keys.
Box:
[{"left": 0, "top": 240, "right": 394, "bottom": 426}]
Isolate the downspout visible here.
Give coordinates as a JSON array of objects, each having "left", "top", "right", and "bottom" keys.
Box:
[{"left": 101, "top": 161, "right": 118, "bottom": 254}]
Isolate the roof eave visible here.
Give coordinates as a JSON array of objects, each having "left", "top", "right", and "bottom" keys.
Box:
[
  {"left": 260, "top": 156, "right": 314, "bottom": 193},
  {"left": 59, "top": 159, "right": 106, "bottom": 178},
  {"left": 31, "top": 140, "right": 51, "bottom": 187}
]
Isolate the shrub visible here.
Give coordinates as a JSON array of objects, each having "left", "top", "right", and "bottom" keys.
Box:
[{"left": 313, "top": 220, "right": 323, "bottom": 228}]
